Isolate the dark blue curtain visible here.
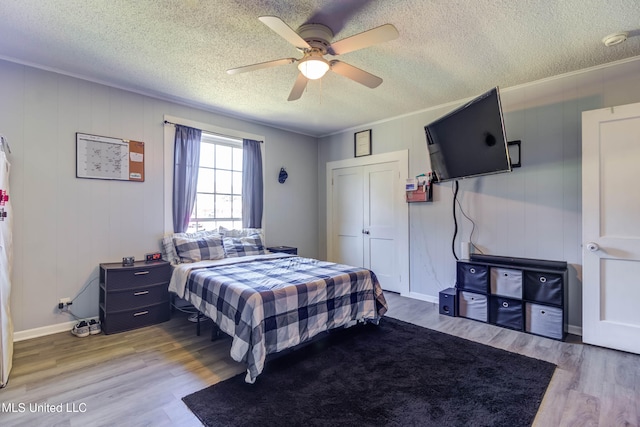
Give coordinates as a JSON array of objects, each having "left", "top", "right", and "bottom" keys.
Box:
[
  {"left": 242, "top": 139, "right": 263, "bottom": 228},
  {"left": 173, "top": 125, "right": 202, "bottom": 233}
]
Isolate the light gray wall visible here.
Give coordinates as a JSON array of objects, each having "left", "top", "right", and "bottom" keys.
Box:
[
  {"left": 318, "top": 57, "right": 640, "bottom": 331},
  {"left": 0, "top": 59, "right": 318, "bottom": 334}
]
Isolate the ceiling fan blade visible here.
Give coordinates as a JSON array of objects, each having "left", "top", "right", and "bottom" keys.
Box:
[
  {"left": 330, "top": 61, "right": 383, "bottom": 88},
  {"left": 330, "top": 24, "right": 399, "bottom": 55},
  {"left": 226, "top": 58, "right": 296, "bottom": 75},
  {"left": 288, "top": 73, "right": 309, "bottom": 101},
  {"left": 259, "top": 16, "right": 311, "bottom": 50}
]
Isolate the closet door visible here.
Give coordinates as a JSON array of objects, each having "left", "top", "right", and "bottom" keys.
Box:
[
  {"left": 363, "top": 161, "right": 400, "bottom": 292},
  {"left": 330, "top": 166, "right": 364, "bottom": 268},
  {"left": 330, "top": 161, "right": 402, "bottom": 293}
]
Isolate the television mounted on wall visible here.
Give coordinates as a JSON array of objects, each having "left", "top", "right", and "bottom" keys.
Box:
[{"left": 424, "top": 87, "right": 511, "bottom": 183}]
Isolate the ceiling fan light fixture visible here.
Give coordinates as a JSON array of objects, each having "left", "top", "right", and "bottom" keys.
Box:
[{"left": 298, "top": 56, "right": 330, "bottom": 80}]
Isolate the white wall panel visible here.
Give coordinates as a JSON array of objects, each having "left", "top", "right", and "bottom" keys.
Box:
[
  {"left": 318, "top": 57, "right": 640, "bottom": 330},
  {"left": 0, "top": 59, "right": 318, "bottom": 333}
]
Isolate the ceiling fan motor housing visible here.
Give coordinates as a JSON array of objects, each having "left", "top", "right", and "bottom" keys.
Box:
[{"left": 297, "top": 24, "right": 334, "bottom": 53}]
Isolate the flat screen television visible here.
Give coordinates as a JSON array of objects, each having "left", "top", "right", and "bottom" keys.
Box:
[{"left": 424, "top": 87, "right": 511, "bottom": 183}]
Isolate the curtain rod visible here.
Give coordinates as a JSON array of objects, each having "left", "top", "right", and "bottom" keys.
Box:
[{"left": 163, "top": 120, "right": 263, "bottom": 143}]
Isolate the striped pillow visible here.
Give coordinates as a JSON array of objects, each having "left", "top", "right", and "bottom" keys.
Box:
[
  {"left": 223, "top": 234, "right": 265, "bottom": 257},
  {"left": 173, "top": 234, "right": 225, "bottom": 263}
]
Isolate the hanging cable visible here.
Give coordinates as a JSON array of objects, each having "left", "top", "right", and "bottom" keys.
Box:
[
  {"left": 451, "top": 180, "right": 459, "bottom": 260},
  {"left": 452, "top": 182, "right": 484, "bottom": 254},
  {"left": 454, "top": 190, "right": 484, "bottom": 255}
]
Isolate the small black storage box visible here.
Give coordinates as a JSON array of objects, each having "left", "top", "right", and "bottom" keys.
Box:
[
  {"left": 523, "top": 271, "right": 563, "bottom": 306},
  {"left": 489, "top": 296, "right": 523, "bottom": 331},
  {"left": 456, "top": 262, "right": 489, "bottom": 293}
]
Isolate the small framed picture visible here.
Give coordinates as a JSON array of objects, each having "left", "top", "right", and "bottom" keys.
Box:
[{"left": 354, "top": 129, "right": 372, "bottom": 157}]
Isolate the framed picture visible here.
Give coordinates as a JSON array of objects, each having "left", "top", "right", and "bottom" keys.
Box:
[{"left": 354, "top": 129, "right": 372, "bottom": 157}]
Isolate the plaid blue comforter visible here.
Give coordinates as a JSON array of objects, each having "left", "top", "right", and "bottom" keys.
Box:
[{"left": 184, "top": 255, "right": 388, "bottom": 383}]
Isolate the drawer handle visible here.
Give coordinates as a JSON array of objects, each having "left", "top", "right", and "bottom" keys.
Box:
[
  {"left": 540, "top": 310, "right": 546, "bottom": 315},
  {"left": 539, "top": 276, "right": 547, "bottom": 283},
  {"left": 134, "top": 291, "right": 149, "bottom": 296},
  {"left": 469, "top": 268, "right": 476, "bottom": 274},
  {"left": 502, "top": 302, "right": 509, "bottom": 308},
  {"left": 133, "top": 311, "right": 149, "bottom": 317},
  {"left": 134, "top": 271, "right": 150, "bottom": 275}
]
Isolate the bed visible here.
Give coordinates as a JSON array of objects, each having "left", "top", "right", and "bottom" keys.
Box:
[{"left": 165, "top": 229, "right": 387, "bottom": 383}]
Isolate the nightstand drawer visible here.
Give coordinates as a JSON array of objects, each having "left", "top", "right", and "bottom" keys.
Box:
[
  {"left": 101, "top": 263, "right": 170, "bottom": 291},
  {"left": 101, "top": 302, "right": 170, "bottom": 334},
  {"left": 104, "top": 283, "right": 169, "bottom": 311}
]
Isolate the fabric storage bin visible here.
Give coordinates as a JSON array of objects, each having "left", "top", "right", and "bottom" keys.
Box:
[
  {"left": 458, "top": 291, "right": 487, "bottom": 322},
  {"left": 524, "top": 271, "right": 563, "bottom": 306},
  {"left": 489, "top": 297, "right": 523, "bottom": 331},
  {"left": 456, "top": 262, "right": 489, "bottom": 293},
  {"left": 490, "top": 267, "right": 523, "bottom": 298},
  {"left": 525, "top": 303, "right": 563, "bottom": 340}
]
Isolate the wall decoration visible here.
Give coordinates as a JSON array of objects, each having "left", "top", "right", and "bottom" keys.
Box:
[
  {"left": 278, "top": 167, "right": 288, "bottom": 183},
  {"left": 76, "top": 132, "right": 145, "bottom": 181},
  {"left": 354, "top": 129, "right": 372, "bottom": 157}
]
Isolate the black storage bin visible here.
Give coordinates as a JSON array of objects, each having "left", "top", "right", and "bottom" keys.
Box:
[
  {"left": 456, "top": 262, "right": 489, "bottom": 293},
  {"left": 523, "top": 271, "right": 563, "bottom": 306},
  {"left": 489, "top": 297, "right": 523, "bottom": 331}
]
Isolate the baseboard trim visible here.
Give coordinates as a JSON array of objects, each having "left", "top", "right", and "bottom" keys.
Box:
[
  {"left": 406, "top": 291, "right": 438, "bottom": 304},
  {"left": 567, "top": 324, "right": 582, "bottom": 337},
  {"left": 13, "top": 317, "right": 98, "bottom": 342}
]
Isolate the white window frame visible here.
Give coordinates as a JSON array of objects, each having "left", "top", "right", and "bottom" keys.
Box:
[
  {"left": 188, "top": 132, "right": 243, "bottom": 232},
  {"left": 163, "top": 115, "right": 265, "bottom": 235}
]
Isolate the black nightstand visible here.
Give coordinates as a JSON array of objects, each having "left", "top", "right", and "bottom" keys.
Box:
[
  {"left": 99, "top": 260, "right": 171, "bottom": 334},
  {"left": 266, "top": 246, "right": 298, "bottom": 255}
]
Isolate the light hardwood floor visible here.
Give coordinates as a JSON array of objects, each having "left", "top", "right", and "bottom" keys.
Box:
[{"left": 1, "top": 293, "right": 639, "bottom": 426}]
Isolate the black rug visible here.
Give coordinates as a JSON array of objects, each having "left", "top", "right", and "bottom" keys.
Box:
[{"left": 183, "top": 318, "right": 556, "bottom": 427}]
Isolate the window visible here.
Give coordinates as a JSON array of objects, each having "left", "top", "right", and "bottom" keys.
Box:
[{"left": 187, "top": 132, "right": 243, "bottom": 232}]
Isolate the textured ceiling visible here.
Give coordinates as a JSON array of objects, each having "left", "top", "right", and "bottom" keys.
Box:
[{"left": 0, "top": 0, "right": 639, "bottom": 136}]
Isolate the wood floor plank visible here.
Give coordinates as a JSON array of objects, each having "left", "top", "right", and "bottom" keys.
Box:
[
  {"left": 558, "top": 389, "right": 600, "bottom": 427},
  {"left": 2, "top": 292, "right": 639, "bottom": 426}
]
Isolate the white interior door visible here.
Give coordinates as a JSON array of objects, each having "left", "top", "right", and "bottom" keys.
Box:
[
  {"left": 331, "top": 166, "right": 364, "bottom": 268},
  {"left": 582, "top": 102, "right": 640, "bottom": 354},
  {"left": 363, "top": 161, "right": 401, "bottom": 292},
  {"left": 329, "top": 154, "right": 406, "bottom": 294}
]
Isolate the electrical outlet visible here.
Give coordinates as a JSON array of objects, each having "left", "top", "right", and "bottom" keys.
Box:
[{"left": 58, "top": 297, "right": 72, "bottom": 310}]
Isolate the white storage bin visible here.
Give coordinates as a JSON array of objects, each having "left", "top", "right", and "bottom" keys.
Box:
[
  {"left": 458, "top": 291, "right": 487, "bottom": 322},
  {"left": 490, "top": 267, "right": 523, "bottom": 299},
  {"left": 525, "top": 303, "right": 563, "bottom": 340}
]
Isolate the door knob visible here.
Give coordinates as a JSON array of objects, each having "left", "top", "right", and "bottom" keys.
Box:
[
  {"left": 362, "top": 229, "right": 370, "bottom": 235},
  {"left": 586, "top": 242, "right": 599, "bottom": 252}
]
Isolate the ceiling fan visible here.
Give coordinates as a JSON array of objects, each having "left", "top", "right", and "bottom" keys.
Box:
[{"left": 226, "top": 16, "right": 399, "bottom": 101}]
